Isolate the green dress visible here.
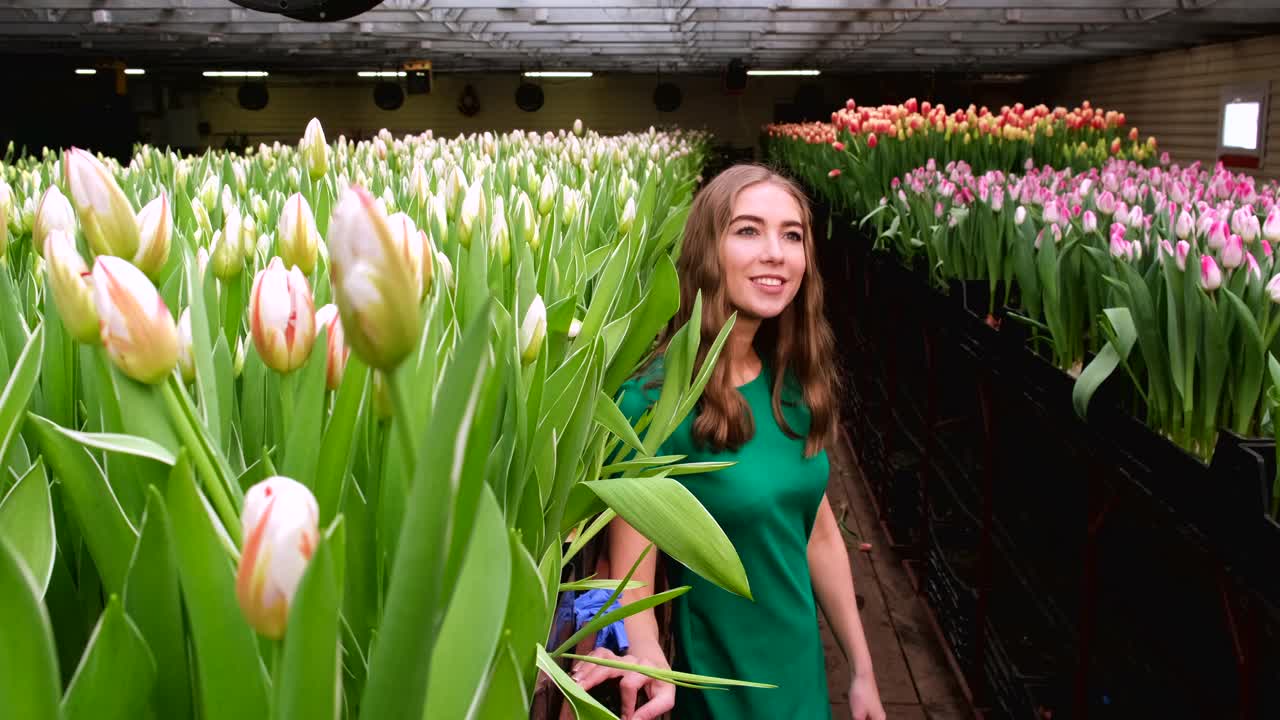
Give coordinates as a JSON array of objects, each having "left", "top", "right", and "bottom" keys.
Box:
[{"left": 617, "top": 357, "right": 832, "bottom": 720}]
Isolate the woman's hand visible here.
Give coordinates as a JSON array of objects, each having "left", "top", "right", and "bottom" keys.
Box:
[
  {"left": 848, "top": 673, "right": 885, "bottom": 720},
  {"left": 571, "top": 643, "right": 675, "bottom": 720}
]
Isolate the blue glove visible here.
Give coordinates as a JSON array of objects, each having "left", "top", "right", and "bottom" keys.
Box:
[{"left": 572, "top": 589, "right": 630, "bottom": 655}]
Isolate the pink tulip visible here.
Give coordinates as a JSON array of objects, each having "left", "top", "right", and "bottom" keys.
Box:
[
  {"left": 1267, "top": 274, "right": 1280, "bottom": 304},
  {"left": 832, "top": 141, "right": 845, "bottom": 152},
  {"left": 249, "top": 257, "right": 316, "bottom": 374},
  {"left": 1096, "top": 190, "right": 1117, "bottom": 216},
  {"left": 1246, "top": 253, "right": 1262, "bottom": 282},
  {"left": 1175, "top": 210, "right": 1193, "bottom": 240},
  {"left": 1160, "top": 240, "right": 1175, "bottom": 261},
  {"left": 1264, "top": 240, "right": 1273, "bottom": 258},
  {"left": 828, "top": 168, "right": 841, "bottom": 178},
  {"left": 1264, "top": 206, "right": 1280, "bottom": 242},
  {"left": 1201, "top": 256, "right": 1223, "bottom": 291},
  {"left": 1082, "top": 210, "right": 1098, "bottom": 233},
  {"left": 235, "top": 476, "right": 320, "bottom": 640},
  {"left": 1221, "top": 234, "right": 1245, "bottom": 269},
  {"left": 1110, "top": 234, "right": 1130, "bottom": 259},
  {"left": 1208, "top": 220, "right": 1229, "bottom": 250},
  {"left": 1176, "top": 240, "right": 1191, "bottom": 271},
  {"left": 314, "top": 304, "right": 349, "bottom": 392}
]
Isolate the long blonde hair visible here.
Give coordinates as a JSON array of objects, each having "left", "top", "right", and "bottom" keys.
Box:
[{"left": 651, "top": 163, "right": 840, "bottom": 458}]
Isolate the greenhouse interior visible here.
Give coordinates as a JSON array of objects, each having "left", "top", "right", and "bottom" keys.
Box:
[{"left": 3, "top": 1, "right": 1280, "bottom": 719}]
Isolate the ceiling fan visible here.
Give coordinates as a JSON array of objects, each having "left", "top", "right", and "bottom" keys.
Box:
[{"left": 226, "top": 0, "right": 384, "bottom": 22}]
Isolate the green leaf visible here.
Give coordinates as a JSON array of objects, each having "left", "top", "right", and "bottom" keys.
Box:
[
  {"left": 281, "top": 324, "right": 328, "bottom": 483},
  {"left": 0, "top": 322, "right": 43, "bottom": 466},
  {"left": 1222, "top": 287, "right": 1266, "bottom": 434},
  {"left": 423, "top": 484, "right": 511, "bottom": 720},
  {"left": 472, "top": 640, "right": 529, "bottom": 719},
  {"left": 61, "top": 595, "right": 157, "bottom": 720},
  {"left": 562, "top": 652, "right": 777, "bottom": 690},
  {"left": 360, "top": 302, "right": 500, "bottom": 720},
  {"left": 0, "top": 535, "right": 61, "bottom": 720},
  {"left": 165, "top": 450, "right": 270, "bottom": 720},
  {"left": 653, "top": 461, "right": 736, "bottom": 477},
  {"left": 40, "top": 291, "right": 75, "bottom": 427},
  {"left": 276, "top": 518, "right": 344, "bottom": 720},
  {"left": 27, "top": 413, "right": 138, "bottom": 595},
  {"left": 48, "top": 427, "right": 177, "bottom": 466},
  {"left": 1072, "top": 308, "right": 1138, "bottom": 419},
  {"left": 599, "top": 455, "right": 686, "bottom": 476},
  {"left": 0, "top": 457, "right": 54, "bottom": 596},
  {"left": 535, "top": 645, "right": 617, "bottom": 720},
  {"left": 124, "top": 487, "right": 194, "bottom": 720},
  {"left": 594, "top": 390, "right": 646, "bottom": 458},
  {"left": 587, "top": 475, "right": 751, "bottom": 600},
  {"left": 315, "top": 354, "right": 370, "bottom": 526},
  {"left": 188, "top": 259, "right": 223, "bottom": 450},
  {"left": 559, "top": 578, "right": 647, "bottom": 593}
]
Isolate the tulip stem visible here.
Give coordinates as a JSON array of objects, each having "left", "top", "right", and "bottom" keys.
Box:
[
  {"left": 162, "top": 377, "right": 242, "bottom": 546},
  {"left": 387, "top": 372, "right": 417, "bottom": 475}
]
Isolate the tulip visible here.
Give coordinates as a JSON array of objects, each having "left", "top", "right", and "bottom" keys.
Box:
[
  {"left": 489, "top": 208, "right": 511, "bottom": 265},
  {"left": 134, "top": 192, "right": 172, "bottom": 279},
  {"left": 619, "top": 196, "right": 637, "bottom": 236},
  {"left": 44, "top": 230, "right": 100, "bottom": 345},
  {"left": 0, "top": 181, "right": 11, "bottom": 257},
  {"left": 1176, "top": 240, "right": 1190, "bottom": 271},
  {"left": 1264, "top": 240, "right": 1273, "bottom": 259},
  {"left": 210, "top": 228, "right": 242, "bottom": 282},
  {"left": 235, "top": 476, "right": 320, "bottom": 640},
  {"left": 459, "top": 178, "right": 485, "bottom": 247},
  {"left": 1126, "top": 205, "right": 1144, "bottom": 229},
  {"left": 277, "top": 193, "right": 319, "bottom": 275},
  {"left": 568, "top": 317, "right": 583, "bottom": 339},
  {"left": 1082, "top": 210, "right": 1098, "bottom": 233},
  {"left": 435, "top": 250, "right": 454, "bottom": 290},
  {"left": 1095, "top": 190, "right": 1116, "bottom": 216},
  {"left": 1246, "top": 253, "right": 1262, "bottom": 282},
  {"left": 1264, "top": 206, "right": 1280, "bottom": 242},
  {"left": 64, "top": 148, "right": 140, "bottom": 260},
  {"left": 1208, "top": 220, "right": 1229, "bottom": 251},
  {"left": 33, "top": 185, "right": 77, "bottom": 257},
  {"left": 1014, "top": 206, "right": 1027, "bottom": 226},
  {"left": 326, "top": 185, "right": 420, "bottom": 371},
  {"left": 1221, "top": 234, "right": 1245, "bottom": 269},
  {"left": 301, "top": 117, "right": 329, "bottom": 181},
  {"left": 1200, "top": 256, "right": 1222, "bottom": 291},
  {"left": 234, "top": 335, "right": 247, "bottom": 378},
  {"left": 1241, "top": 213, "right": 1261, "bottom": 244},
  {"left": 537, "top": 172, "right": 557, "bottom": 217},
  {"left": 867, "top": 133, "right": 878, "bottom": 149},
  {"left": 519, "top": 294, "right": 547, "bottom": 365},
  {"left": 1109, "top": 234, "right": 1130, "bottom": 259},
  {"left": 1175, "top": 210, "right": 1193, "bottom": 240},
  {"left": 197, "top": 246, "right": 210, "bottom": 278},
  {"left": 445, "top": 165, "right": 468, "bottom": 220},
  {"left": 92, "top": 256, "right": 180, "bottom": 384},
  {"left": 250, "top": 257, "right": 316, "bottom": 374},
  {"left": 177, "top": 307, "right": 195, "bottom": 385},
  {"left": 410, "top": 163, "right": 431, "bottom": 204},
  {"left": 314, "top": 304, "right": 349, "bottom": 391},
  {"left": 828, "top": 168, "right": 842, "bottom": 178},
  {"left": 573, "top": 118, "right": 584, "bottom": 137},
  {"left": 1267, "top": 274, "right": 1280, "bottom": 304},
  {"left": 388, "top": 212, "right": 428, "bottom": 299}
]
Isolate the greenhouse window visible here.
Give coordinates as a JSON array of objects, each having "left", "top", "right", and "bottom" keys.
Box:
[{"left": 1217, "top": 82, "right": 1270, "bottom": 169}]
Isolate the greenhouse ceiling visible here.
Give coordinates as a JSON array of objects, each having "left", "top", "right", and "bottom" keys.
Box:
[{"left": 3, "top": 0, "right": 1280, "bottom": 74}]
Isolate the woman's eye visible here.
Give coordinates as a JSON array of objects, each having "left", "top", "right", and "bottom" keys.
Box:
[
  {"left": 785, "top": 232, "right": 803, "bottom": 242},
  {"left": 736, "top": 226, "right": 758, "bottom": 236}
]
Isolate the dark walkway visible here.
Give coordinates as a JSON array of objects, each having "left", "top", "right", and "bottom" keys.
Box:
[{"left": 823, "top": 428, "right": 974, "bottom": 720}]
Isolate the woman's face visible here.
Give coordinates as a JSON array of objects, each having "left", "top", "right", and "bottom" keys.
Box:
[{"left": 718, "top": 182, "right": 807, "bottom": 320}]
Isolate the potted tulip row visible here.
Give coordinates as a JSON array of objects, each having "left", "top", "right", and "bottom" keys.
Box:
[{"left": 0, "top": 120, "right": 775, "bottom": 720}]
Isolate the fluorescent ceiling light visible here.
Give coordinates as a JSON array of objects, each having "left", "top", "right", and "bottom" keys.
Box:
[
  {"left": 358, "top": 71, "right": 406, "bottom": 78},
  {"left": 746, "top": 69, "right": 821, "bottom": 76},
  {"left": 75, "top": 68, "right": 97, "bottom": 75},
  {"left": 203, "top": 70, "right": 269, "bottom": 78},
  {"left": 124, "top": 68, "right": 145, "bottom": 75},
  {"left": 524, "top": 71, "right": 593, "bottom": 78}
]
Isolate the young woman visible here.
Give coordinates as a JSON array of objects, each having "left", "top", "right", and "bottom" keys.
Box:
[{"left": 571, "top": 164, "right": 886, "bottom": 720}]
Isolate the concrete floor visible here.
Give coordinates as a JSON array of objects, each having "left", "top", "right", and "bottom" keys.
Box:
[{"left": 823, "top": 429, "right": 974, "bottom": 720}]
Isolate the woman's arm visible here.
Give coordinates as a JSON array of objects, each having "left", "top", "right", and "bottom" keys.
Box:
[
  {"left": 808, "top": 494, "right": 885, "bottom": 720},
  {"left": 571, "top": 516, "right": 676, "bottom": 720}
]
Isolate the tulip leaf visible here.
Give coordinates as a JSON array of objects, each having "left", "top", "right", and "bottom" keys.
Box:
[
  {"left": 46, "top": 426, "right": 177, "bottom": 466},
  {"left": 0, "top": 322, "right": 43, "bottom": 468},
  {"left": 40, "top": 292, "right": 75, "bottom": 428},
  {"left": 649, "top": 460, "right": 737, "bottom": 477},
  {"left": 315, "top": 353, "right": 370, "bottom": 526},
  {"left": 123, "top": 486, "right": 194, "bottom": 720},
  {"left": 594, "top": 390, "right": 648, "bottom": 472},
  {"left": 562, "top": 652, "right": 777, "bottom": 690},
  {"left": 0, "top": 457, "right": 54, "bottom": 596},
  {"left": 587, "top": 474, "right": 751, "bottom": 600},
  {"left": 61, "top": 595, "right": 157, "bottom": 720},
  {"left": 165, "top": 450, "right": 270, "bottom": 720},
  {"left": 27, "top": 412, "right": 138, "bottom": 596},
  {"left": 600, "top": 455, "right": 686, "bottom": 476},
  {"left": 535, "top": 644, "right": 618, "bottom": 720},
  {"left": 360, "top": 301, "right": 500, "bottom": 720},
  {"left": 188, "top": 258, "right": 222, "bottom": 451},
  {"left": 423, "top": 484, "right": 511, "bottom": 720},
  {"left": 0, "top": 534, "right": 61, "bottom": 720},
  {"left": 577, "top": 241, "right": 629, "bottom": 345},
  {"left": 559, "top": 578, "right": 646, "bottom": 593},
  {"left": 1072, "top": 307, "right": 1138, "bottom": 419},
  {"left": 277, "top": 518, "right": 344, "bottom": 720},
  {"left": 105, "top": 360, "right": 182, "bottom": 459},
  {"left": 213, "top": 335, "right": 237, "bottom": 457},
  {"left": 281, "top": 324, "right": 328, "bottom": 485},
  {"left": 0, "top": 266, "right": 30, "bottom": 367},
  {"left": 1222, "top": 287, "right": 1265, "bottom": 434}
]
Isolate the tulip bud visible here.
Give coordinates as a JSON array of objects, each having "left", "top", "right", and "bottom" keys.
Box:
[
  {"left": 235, "top": 476, "right": 320, "bottom": 640},
  {"left": 1221, "top": 234, "right": 1245, "bottom": 269},
  {"left": 1267, "top": 274, "right": 1280, "bottom": 304},
  {"left": 249, "top": 257, "right": 316, "bottom": 374},
  {"left": 1201, "top": 255, "right": 1222, "bottom": 291},
  {"left": 388, "top": 212, "right": 428, "bottom": 299},
  {"left": 277, "top": 193, "right": 319, "bottom": 275},
  {"left": 314, "top": 304, "right": 349, "bottom": 391},
  {"left": 1014, "top": 206, "right": 1027, "bottom": 226},
  {"left": 573, "top": 118, "right": 584, "bottom": 137},
  {"left": 234, "top": 335, "right": 247, "bottom": 378},
  {"left": 568, "top": 317, "right": 583, "bottom": 339},
  {"left": 177, "top": 307, "right": 195, "bottom": 384},
  {"left": 33, "top": 185, "right": 77, "bottom": 257},
  {"left": 44, "top": 230, "right": 100, "bottom": 345},
  {"left": 1175, "top": 240, "right": 1190, "bottom": 271},
  {"left": 410, "top": 163, "right": 430, "bottom": 204},
  {"left": 64, "top": 148, "right": 140, "bottom": 260},
  {"left": 1264, "top": 206, "right": 1280, "bottom": 243},
  {"left": 514, "top": 191, "right": 536, "bottom": 242},
  {"left": 1175, "top": 210, "right": 1193, "bottom": 240},
  {"left": 489, "top": 208, "right": 511, "bottom": 265},
  {"left": 619, "top": 196, "right": 637, "bottom": 236},
  {"left": 1246, "top": 252, "right": 1263, "bottom": 282},
  {"left": 301, "top": 118, "right": 329, "bottom": 181},
  {"left": 519, "top": 295, "right": 547, "bottom": 365},
  {"left": 1109, "top": 234, "right": 1130, "bottom": 259},
  {"left": 134, "top": 192, "right": 172, "bottom": 279},
  {"left": 210, "top": 224, "right": 243, "bottom": 282},
  {"left": 435, "top": 250, "right": 454, "bottom": 290},
  {"left": 537, "top": 172, "right": 557, "bottom": 217},
  {"left": 92, "top": 256, "right": 180, "bottom": 384},
  {"left": 459, "top": 178, "right": 485, "bottom": 247},
  {"left": 446, "top": 165, "right": 468, "bottom": 220},
  {"left": 1082, "top": 210, "right": 1098, "bottom": 233},
  {"left": 326, "top": 185, "right": 420, "bottom": 371},
  {"left": 0, "top": 181, "right": 11, "bottom": 257}
]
